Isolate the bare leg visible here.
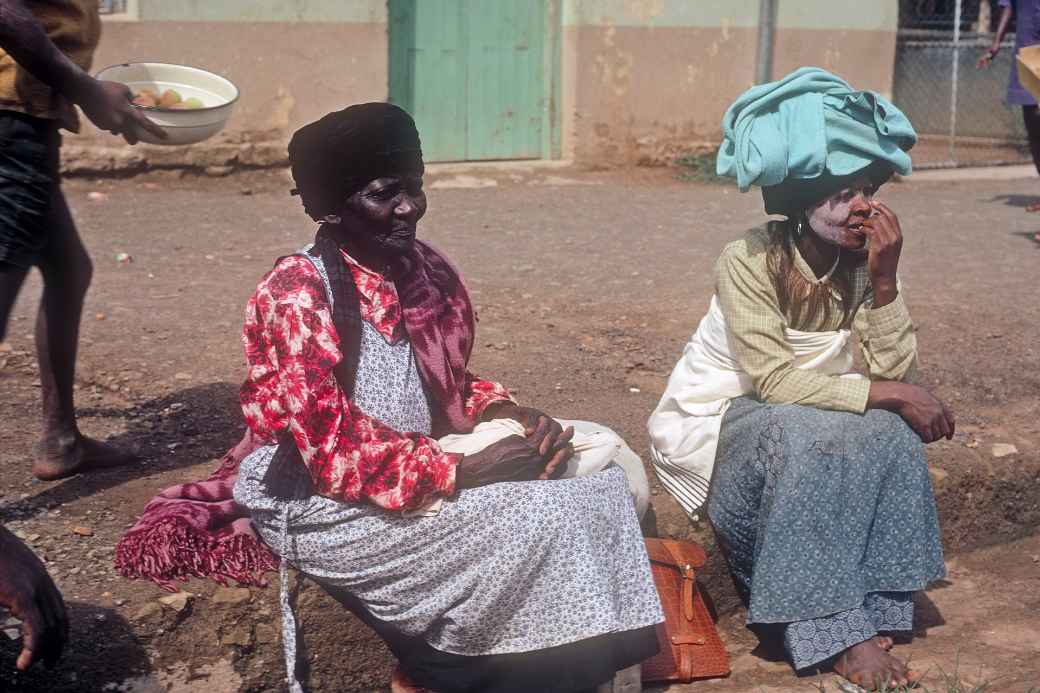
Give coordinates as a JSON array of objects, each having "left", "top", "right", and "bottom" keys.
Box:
[
  {"left": 0, "top": 263, "right": 30, "bottom": 342},
  {"left": 30, "top": 188, "right": 135, "bottom": 480},
  {"left": 1023, "top": 105, "right": 1040, "bottom": 213},
  {"left": 390, "top": 666, "right": 433, "bottom": 693}
]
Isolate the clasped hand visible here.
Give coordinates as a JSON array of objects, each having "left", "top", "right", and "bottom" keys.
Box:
[{"left": 456, "top": 405, "right": 575, "bottom": 489}]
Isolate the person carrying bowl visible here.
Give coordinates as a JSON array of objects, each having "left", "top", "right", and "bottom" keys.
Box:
[
  {"left": 0, "top": 0, "right": 164, "bottom": 480},
  {"left": 648, "top": 67, "right": 952, "bottom": 691}
]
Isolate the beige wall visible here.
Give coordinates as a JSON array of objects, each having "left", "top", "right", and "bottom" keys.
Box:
[
  {"left": 565, "top": 24, "right": 759, "bottom": 164},
  {"left": 775, "top": 27, "right": 897, "bottom": 97},
  {"left": 562, "top": 1, "right": 900, "bottom": 165},
  {"left": 69, "top": 1, "right": 899, "bottom": 168},
  {"left": 71, "top": 20, "right": 388, "bottom": 150}
]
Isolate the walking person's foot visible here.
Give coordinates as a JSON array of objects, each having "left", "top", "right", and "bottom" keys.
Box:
[
  {"left": 32, "top": 433, "right": 138, "bottom": 480},
  {"left": 832, "top": 638, "right": 921, "bottom": 690},
  {"left": 390, "top": 666, "right": 435, "bottom": 693}
]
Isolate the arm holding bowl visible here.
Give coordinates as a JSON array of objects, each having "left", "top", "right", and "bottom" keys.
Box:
[{"left": 0, "top": 0, "right": 164, "bottom": 142}]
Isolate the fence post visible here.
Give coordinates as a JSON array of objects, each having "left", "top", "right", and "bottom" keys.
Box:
[
  {"left": 949, "top": 0, "right": 963, "bottom": 164},
  {"left": 755, "top": 0, "right": 778, "bottom": 84}
]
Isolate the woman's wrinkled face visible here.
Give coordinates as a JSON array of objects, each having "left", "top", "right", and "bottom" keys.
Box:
[
  {"left": 805, "top": 175, "right": 877, "bottom": 253},
  {"left": 342, "top": 173, "right": 427, "bottom": 256}
]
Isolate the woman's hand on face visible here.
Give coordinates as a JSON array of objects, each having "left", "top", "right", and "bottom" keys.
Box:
[
  {"left": 456, "top": 434, "right": 570, "bottom": 489},
  {"left": 862, "top": 201, "right": 902, "bottom": 307}
]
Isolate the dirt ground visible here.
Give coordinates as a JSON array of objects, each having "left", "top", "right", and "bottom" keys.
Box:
[{"left": 0, "top": 166, "right": 1038, "bottom": 692}]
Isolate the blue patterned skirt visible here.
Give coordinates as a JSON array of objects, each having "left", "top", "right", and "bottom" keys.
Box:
[{"left": 706, "top": 397, "right": 946, "bottom": 670}]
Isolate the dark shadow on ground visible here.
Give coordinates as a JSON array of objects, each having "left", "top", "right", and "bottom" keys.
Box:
[
  {"left": 1, "top": 382, "right": 243, "bottom": 522},
  {"left": 988, "top": 193, "right": 1040, "bottom": 208},
  {"left": 913, "top": 590, "right": 948, "bottom": 638},
  {"left": 1011, "top": 230, "right": 1040, "bottom": 245},
  {"left": 0, "top": 602, "right": 151, "bottom": 692},
  {"left": 747, "top": 623, "right": 788, "bottom": 663}
]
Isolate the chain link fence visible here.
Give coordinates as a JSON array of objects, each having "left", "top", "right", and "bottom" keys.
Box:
[{"left": 893, "top": 0, "right": 1032, "bottom": 168}]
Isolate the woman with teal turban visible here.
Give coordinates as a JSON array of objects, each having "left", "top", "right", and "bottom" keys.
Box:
[{"left": 648, "top": 68, "right": 952, "bottom": 690}]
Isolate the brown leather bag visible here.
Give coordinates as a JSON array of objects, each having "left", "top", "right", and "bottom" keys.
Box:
[{"left": 641, "top": 538, "right": 730, "bottom": 683}]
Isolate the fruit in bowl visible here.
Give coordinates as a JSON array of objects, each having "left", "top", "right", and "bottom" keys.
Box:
[
  {"left": 130, "top": 88, "right": 158, "bottom": 107},
  {"left": 96, "top": 62, "right": 239, "bottom": 146},
  {"left": 131, "top": 88, "right": 204, "bottom": 110},
  {"left": 173, "top": 97, "right": 205, "bottom": 110}
]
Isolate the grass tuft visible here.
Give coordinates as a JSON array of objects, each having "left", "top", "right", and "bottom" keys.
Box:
[
  {"left": 820, "top": 664, "right": 1001, "bottom": 692},
  {"left": 776, "top": 657, "right": 1008, "bottom": 693},
  {"left": 674, "top": 151, "right": 729, "bottom": 185}
]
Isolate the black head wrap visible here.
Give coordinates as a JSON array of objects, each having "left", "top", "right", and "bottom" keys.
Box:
[
  {"left": 761, "top": 159, "right": 894, "bottom": 219},
  {"left": 288, "top": 102, "right": 424, "bottom": 221}
]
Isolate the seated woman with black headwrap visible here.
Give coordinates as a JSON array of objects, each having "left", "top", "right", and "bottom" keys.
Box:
[
  {"left": 227, "top": 103, "right": 662, "bottom": 693},
  {"left": 647, "top": 68, "right": 952, "bottom": 690}
]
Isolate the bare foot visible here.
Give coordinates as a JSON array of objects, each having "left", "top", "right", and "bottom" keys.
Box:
[
  {"left": 390, "top": 666, "right": 434, "bottom": 693},
  {"left": 1026, "top": 202, "right": 1040, "bottom": 212},
  {"left": 833, "top": 638, "right": 921, "bottom": 691},
  {"left": 874, "top": 635, "right": 894, "bottom": 651},
  {"left": 32, "top": 434, "right": 138, "bottom": 481}
]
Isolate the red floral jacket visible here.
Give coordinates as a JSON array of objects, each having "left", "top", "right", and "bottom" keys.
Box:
[{"left": 240, "top": 252, "right": 513, "bottom": 511}]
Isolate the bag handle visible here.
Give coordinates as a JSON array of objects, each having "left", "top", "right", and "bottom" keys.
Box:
[
  {"left": 662, "top": 541, "right": 697, "bottom": 623},
  {"left": 645, "top": 538, "right": 707, "bottom": 569}
]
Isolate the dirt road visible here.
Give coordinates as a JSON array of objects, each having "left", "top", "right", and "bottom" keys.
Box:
[{"left": 0, "top": 168, "right": 1037, "bottom": 691}]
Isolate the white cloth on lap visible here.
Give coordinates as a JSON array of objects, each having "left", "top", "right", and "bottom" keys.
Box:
[{"left": 406, "top": 418, "right": 649, "bottom": 519}]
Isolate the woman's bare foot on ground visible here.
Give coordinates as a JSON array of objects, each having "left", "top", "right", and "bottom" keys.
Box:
[
  {"left": 390, "top": 666, "right": 434, "bottom": 693},
  {"left": 833, "top": 638, "right": 921, "bottom": 690},
  {"left": 873, "top": 635, "right": 894, "bottom": 651},
  {"left": 32, "top": 434, "right": 137, "bottom": 480}
]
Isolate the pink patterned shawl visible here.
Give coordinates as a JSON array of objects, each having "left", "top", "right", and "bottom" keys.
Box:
[{"left": 115, "top": 241, "right": 477, "bottom": 590}]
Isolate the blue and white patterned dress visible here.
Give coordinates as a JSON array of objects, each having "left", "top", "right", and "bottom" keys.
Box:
[{"left": 707, "top": 396, "right": 946, "bottom": 670}]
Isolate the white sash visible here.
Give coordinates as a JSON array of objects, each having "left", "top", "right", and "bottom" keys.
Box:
[{"left": 647, "top": 295, "right": 863, "bottom": 516}]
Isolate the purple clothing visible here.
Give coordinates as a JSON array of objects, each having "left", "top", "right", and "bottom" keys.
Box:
[{"left": 1002, "top": 0, "right": 1040, "bottom": 105}]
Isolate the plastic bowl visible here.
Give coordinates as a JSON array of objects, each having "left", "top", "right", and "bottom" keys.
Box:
[{"left": 95, "top": 62, "right": 239, "bottom": 146}]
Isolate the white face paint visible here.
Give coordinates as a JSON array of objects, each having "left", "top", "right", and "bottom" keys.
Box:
[
  {"left": 804, "top": 176, "right": 876, "bottom": 251},
  {"left": 806, "top": 196, "right": 852, "bottom": 245}
]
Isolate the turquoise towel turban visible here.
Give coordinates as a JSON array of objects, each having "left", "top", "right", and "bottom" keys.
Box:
[{"left": 716, "top": 67, "right": 917, "bottom": 216}]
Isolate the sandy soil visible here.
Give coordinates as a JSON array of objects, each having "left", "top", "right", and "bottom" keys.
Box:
[{"left": 0, "top": 167, "right": 1037, "bottom": 692}]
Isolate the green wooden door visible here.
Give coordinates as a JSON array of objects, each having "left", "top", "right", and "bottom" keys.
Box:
[{"left": 389, "top": 0, "right": 549, "bottom": 162}]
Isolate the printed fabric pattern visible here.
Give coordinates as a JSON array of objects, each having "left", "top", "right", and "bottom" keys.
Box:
[
  {"left": 707, "top": 396, "right": 945, "bottom": 668},
  {"left": 240, "top": 251, "right": 511, "bottom": 511}
]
